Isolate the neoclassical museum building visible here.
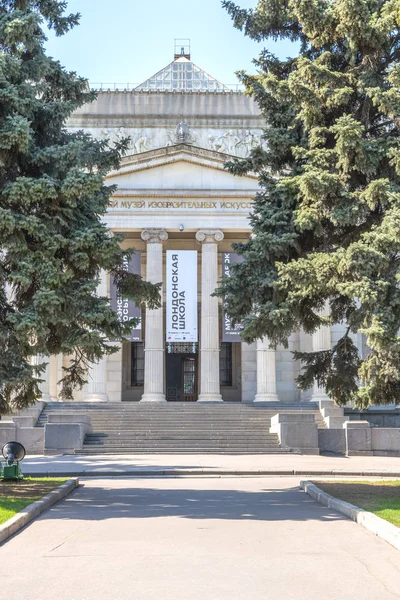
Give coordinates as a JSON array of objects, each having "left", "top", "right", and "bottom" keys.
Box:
[{"left": 40, "top": 44, "right": 359, "bottom": 406}]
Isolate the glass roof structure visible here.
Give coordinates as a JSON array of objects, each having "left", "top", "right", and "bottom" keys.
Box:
[{"left": 134, "top": 57, "right": 231, "bottom": 93}]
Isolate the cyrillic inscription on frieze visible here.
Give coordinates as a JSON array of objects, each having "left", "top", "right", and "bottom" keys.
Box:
[{"left": 109, "top": 199, "right": 252, "bottom": 211}]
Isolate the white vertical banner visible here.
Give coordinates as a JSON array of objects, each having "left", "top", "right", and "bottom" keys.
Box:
[{"left": 166, "top": 250, "right": 198, "bottom": 342}]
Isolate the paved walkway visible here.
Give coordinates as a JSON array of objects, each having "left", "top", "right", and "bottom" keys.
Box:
[
  {"left": 1, "top": 477, "right": 400, "bottom": 599},
  {"left": 22, "top": 452, "right": 400, "bottom": 476}
]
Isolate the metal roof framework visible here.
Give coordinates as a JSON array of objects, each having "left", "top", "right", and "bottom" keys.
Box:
[{"left": 134, "top": 57, "right": 231, "bottom": 93}]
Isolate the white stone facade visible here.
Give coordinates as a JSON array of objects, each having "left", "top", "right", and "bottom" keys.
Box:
[{"left": 39, "top": 57, "right": 355, "bottom": 404}]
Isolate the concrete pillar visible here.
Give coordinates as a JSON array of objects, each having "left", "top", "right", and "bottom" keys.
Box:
[
  {"left": 196, "top": 229, "right": 224, "bottom": 402},
  {"left": 311, "top": 302, "right": 331, "bottom": 402},
  {"left": 140, "top": 229, "right": 168, "bottom": 402},
  {"left": 254, "top": 337, "right": 279, "bottom": 402},
  {"left": 85, "top": 269, "right": 109, "bottom": 402}
]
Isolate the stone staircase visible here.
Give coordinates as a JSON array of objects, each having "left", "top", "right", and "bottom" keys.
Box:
[{"left": 37, "top": 402, "right": 323, "bottom": 455}]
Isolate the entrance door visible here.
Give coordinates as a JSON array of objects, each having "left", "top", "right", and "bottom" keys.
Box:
[
  {"left": 166, "top": 348, "right": 198, "bottom": 402},
  {"left": 182, "top": 357, "right": 197, "bottom": 402}
]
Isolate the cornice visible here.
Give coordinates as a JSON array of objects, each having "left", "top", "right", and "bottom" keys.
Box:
[{"left": 111, "top": 189, "right": 256, "bottom": 199}]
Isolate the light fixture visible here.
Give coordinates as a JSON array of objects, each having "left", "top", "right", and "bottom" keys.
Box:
[{"left": 1, "top": 441, "right": 25, "bottom": 481}]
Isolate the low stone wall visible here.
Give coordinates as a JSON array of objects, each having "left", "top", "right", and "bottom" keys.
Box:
[
  {"left": 270, "top": 413, "right": 319, "bottom": 454},
  {"left": 318, "top": 429, "right": 346, "bottom": 454},
  {"left": 345, "top": 410, "right": 400, "bottom": 428},
  {"left": 318, "top": 421, "right": 400, "bottom": 456},
  {"left": 44, "top": 413, "right": 92, "bottom": 455},
  {"left": 0, "top": 423, "right": 44, "bottom": 454},
  {"left": 344, "top": 421, "right": 373, "bottom": 456},
  {"left": 371, "top": 428, "right": 400, "bottom": 454},
  {"left": 47, "top": 413, "right": 92, "bottom": 433}
]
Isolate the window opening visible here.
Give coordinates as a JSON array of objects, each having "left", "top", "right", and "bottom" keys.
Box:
[
  {"left": 220, "top": 342, "right": 233, "bottom": 386},
  {"left": 131, "top": 342, "right": 145, "bottom": 386}
]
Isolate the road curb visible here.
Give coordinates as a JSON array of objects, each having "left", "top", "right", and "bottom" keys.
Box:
[
  {"left": 23, "top": 469, "right": 400, "bottom": 478},
  {"left": 301, "top": 480, "right": 400, "bottom": 552},
  {"left": 0, "top": 477, "right": 79, "bottom": 545}
]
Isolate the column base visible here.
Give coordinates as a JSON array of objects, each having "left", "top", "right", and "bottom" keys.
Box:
[
  {"left": 197, "top": 394, "right": 223, "bottom": 402},
  {"left": 140, "top": 393, "right": 166, "bottom": 402},
  {"left": 254, "top": 393, "right": 279, "bottom": 402},
  {"left": 84, "top": 394, "right": 109, "bottom": 402}
]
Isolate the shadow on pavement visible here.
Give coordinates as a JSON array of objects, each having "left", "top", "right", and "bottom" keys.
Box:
[{"left": 43, "top": 483, "right": 345, "bottom": 523}]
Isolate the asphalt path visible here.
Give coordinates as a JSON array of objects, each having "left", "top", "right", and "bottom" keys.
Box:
[{"left": 1, "top": 477, "right": 400, "bottom": 600}]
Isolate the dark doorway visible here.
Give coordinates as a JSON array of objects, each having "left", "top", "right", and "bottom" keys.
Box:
[{"left": 166, "top": 343, "right": 198, "bottom": 402}]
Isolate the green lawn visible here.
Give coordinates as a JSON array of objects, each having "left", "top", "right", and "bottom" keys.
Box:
[
  {"left": 313, "top": 480, "right": 400, "bottom": 527},
  {"left": 0, "top": 477, "right": 68, "bottom": 525}
]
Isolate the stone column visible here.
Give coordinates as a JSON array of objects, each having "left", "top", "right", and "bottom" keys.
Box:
[
  {"left": 32, "top": 355, "right": 51, "bottom": 402},
  {"left": 56, "top": 354, "right": 64, "bottom": 400},
  {"left": 49, "top": 354, "right": 61, "bottom": 401},
  {"left": 40, "top": 358, "right": 51, "bottom": 401},
  {"left": 241, "top": 342, "right": 257, "bottom": 403},
  {"left": 85, "top": 269, "right": 109, "bottom": 402},
  {"left": 254, "top": 337, "right": 279, "bottom": 402},
  {"left": 311, "top": 302, "right": 331, "bottom": 402},
  {"left": 140, "top": 229, "right": 168, "bottom": 402},
  {"left": 196, "top": 229, "right": 224, "bottom": 402}
]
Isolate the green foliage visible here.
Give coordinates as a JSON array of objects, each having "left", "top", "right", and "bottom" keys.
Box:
[
  {"left": 0, "top": 1, "right": 160, "bottom": 412},
  {"left": 220, "top": 0, "right": 400, "bottom": 407}
]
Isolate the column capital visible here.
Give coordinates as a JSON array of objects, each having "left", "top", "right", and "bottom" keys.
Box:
[
  {"left": 141, "top": 229, "right": 168, "bottom": 244},
  {"left": 195, "top": 229, "right": 224, "bottom": 245}
]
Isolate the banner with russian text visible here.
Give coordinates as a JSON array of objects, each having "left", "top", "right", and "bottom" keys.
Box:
[
  {"left": 166, "top": 251, "right": 198, "bottom": 342},
  {"left": 110, "top": 252, "right": 142, "bottom": 342},
  {"left": 222, "top": 252, "right": 244, "bottom": 342}
]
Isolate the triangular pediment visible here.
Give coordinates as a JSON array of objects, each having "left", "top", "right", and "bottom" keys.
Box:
[{"left": 106, "top": 144, "right": 258, "bottom": 193}]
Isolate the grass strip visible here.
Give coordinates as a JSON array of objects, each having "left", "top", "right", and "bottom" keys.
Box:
[
  {"left": 0, "top": 477, "right": 68, "bottom": 525},
  {"left": 313, "top": 480, "right": 400, "bottom": 528}
]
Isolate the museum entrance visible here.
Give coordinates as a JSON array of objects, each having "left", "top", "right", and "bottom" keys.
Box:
[{"left": 166, "top": 343, "right": 198, "bottom": 402}]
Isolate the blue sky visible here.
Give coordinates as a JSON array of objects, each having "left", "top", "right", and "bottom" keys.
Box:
[{"left": 44, "top": 0, "right": 296, "bottom": 87}]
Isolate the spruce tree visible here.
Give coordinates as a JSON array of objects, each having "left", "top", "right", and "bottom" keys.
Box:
[
  {"left": 0, "top": 1, "right": 160, "bottom": 413},
  {"left": 220, "top": 0, "right": 400, "bottom": 407}
]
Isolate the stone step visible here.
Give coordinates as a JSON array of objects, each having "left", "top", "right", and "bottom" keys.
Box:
[
  {"left": 56, "top": 418, "right": 276, "bottom": 422},
  {"left": 82, "top": 422, "right": 274, "bottom": 427},
  {"left": 38, "top": 401, "right": 323, "bottom": 454},
  {"left": 86, "top": 432, "right": 277, "bottom": 437},
  {"left": 51, "top": 420, "right": 281, "bottom": 425},
  {"left": 82, "top": 420, "right": 271, "bottom": 427},
  {"left": 41, "top": 405, "right": 318, "bottom": 411},
  {"left": 76, "top": 449, "right": 295, "bottom": 455},
  {"left": 38, "top": 415, "right": 276, "bottom": 420},
  {"left": 83, "top": 440, "right": 279, "bottom": 453},
  {"left": 87, "top": 431, "right": 276, "bottom": 436},
  {"left": 87, "top": 432, "right": 276, "bottom": 437},
  {"left": 84, "top": 437, "right": 278, "bottom": 442}
]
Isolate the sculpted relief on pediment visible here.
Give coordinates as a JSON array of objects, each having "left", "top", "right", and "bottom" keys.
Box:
[{"left": 85, "top": 122, "right": 266, "bottom": 159}]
